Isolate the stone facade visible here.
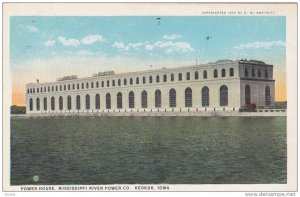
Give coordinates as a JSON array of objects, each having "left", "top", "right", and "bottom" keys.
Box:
[{"left": 25, "top": 59, "right": 275, "bottom": 114}]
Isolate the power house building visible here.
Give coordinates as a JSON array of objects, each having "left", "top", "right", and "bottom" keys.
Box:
[{"left": 25, "top": 59, "right": 275, "bottom": 115}]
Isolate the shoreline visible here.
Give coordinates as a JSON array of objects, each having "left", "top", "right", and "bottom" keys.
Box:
[{"left": 11, "top": 110, "right": 286, "bottom": 118}]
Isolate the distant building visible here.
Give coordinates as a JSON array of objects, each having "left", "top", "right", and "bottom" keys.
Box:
[{"left": 25, "top": 59, "right": 275, "bottom": 114}]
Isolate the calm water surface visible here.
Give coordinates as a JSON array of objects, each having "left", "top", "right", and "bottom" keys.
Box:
[{"left": 11, "top": 116, "right": 286, "bottom": 185}]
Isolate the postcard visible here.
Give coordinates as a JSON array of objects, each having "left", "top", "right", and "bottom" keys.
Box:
[{"left": 2, "top": 2, "right": 297, "bottom": 193}]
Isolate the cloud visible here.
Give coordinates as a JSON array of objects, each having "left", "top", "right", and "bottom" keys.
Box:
[
  {"left": 57, "top": 34, "right": 104, "bottom": 47},
  {"left": 77, "top": 50, "right": 107, "bottom": 57},
  {"left": 44, "top": 40, "right": 56, "bottom": 47},
  {"left": 234, "top": 40, "right": 286, "bottom": 50},
  {"left": 113, "top": 41, "right": 149, "bottom": 51},
  {"left": 18, "top": 24, "right": 38, "bottom": 32},
  {"left": 112, "top": 40, "right": 194, "bottom": 54},
  {"left": 78, "top": 50, "right": 94, "bottom": 56},
  {"left": 163, "top": 34, "right": 183, "bottom": 40},
  {"left": 112, "top": 41, "right": 125, "bottom": 49},
  {"left": 145, "top": 44, "right": 154, "bottom": 50},
  {"left": 154, "top": 41, "right": 194, "bottom": 53},
  {"left": 81, "top": 34, "right": 104, "bottom": 45},
  {"left": 58, "top": 36, "right": 80, "bottom": 47},
  {"left": 127, "top": 42, "right": 148, "bottom": 50},
  {"left": 25, "top": 25, "right": 38, "bottom": 32}
]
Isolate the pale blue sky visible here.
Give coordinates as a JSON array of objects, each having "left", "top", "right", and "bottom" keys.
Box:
[{"left": 11, "top": 16, "right": 286, "bottom": 70}]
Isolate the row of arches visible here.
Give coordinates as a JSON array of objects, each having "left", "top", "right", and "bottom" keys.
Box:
[
  {"left": 29, "top": 86, "right": 228, "bottom": 111},
  {"left": 213, "top": 68, "right": 234, "bottom": 78},
  {"left": 27, "top": 68, "right": 236, "bottom": 94}
]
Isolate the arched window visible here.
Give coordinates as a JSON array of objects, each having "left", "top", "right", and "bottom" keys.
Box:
[
  {"left": 51, "top": 86, "right": 54, "bottom": 92},
  {"left": 245, "top": 68, "right": 249, "bottom": 77},
  {"left": 186, "top": 72, "right": 190, "bottom": 80},
  {"left": 222, "top": 68, "right": 226, "bottom": 77},
  {"left": 101, "top": 81, "right": 104, "bottom": 87},
  {"left": 136, "top": 77, "right": 139, "bottom": 85},
  {"left": 141, "top": 90, "right": 147, "bottom": 108},
  {"left": 77, "top": 84, "right": 79, "bottom": 90},
  {"left": 107, "top": 80, "right": 110, "bottom": 87},
  {"left": 130, "top": 78, "right": 133, "bottom": 85},
  {"left": 178, "top": 73, "right": 182, "bottom": 81},
  {"left": 68, "top": 84, "right": 70, "bottom": 90},
  {"left": 27, "top": 89, "right": 30, "bottom": 94},
  {"left": 95, "top": 94, "right": 100, "bottom": 109},
  {"left": 36, "top": 98, "right": 40, "bottom": 111},
  {"left": 195, "top": 71, "right": 199, "bottom": 80},
  {"left": 185, "top": 87, "right": 192, "bottom": 107},
  {"left": 117, "top": 92, "right": 122, "bottom": 109},
  {"left": 56, "top": 86, "right": 58, "bottom": 91},
  {"left": 40, "top": 87, "right": 43, "bottom": 93},
  {"left": 60, "top": 85, "right": 62, "bottom": 91},
  {"left": 143, "top": 77, "right": 146, "bottom": 84},
  {"left": 48, "top": 86, "right": 51, "bottom": 92},
  {"left": 220, "top": 85, "right": 228, "bottom": 106},
  {"left": 214, "top": 69, "right": 218, "bottom": 78},
  {"left": 265, "top": 86, "right": 271, "bottom": 107},
  {"left": 106, "top": 93, "right": 111, "bottom": 109},
  {"left": 129, "top": 91, "right": 134, "bottom": 108},
  {"left": 73, "top": 84, "right": 75, "bottom": 90},
  {"left": 63, "top": 85, "right": 66, "bottom": 91},
  {"left": 258, "top": 69, "right": 262, "bottom": 78},
  {"left": 265, "top": 70, "right": 268, "bottom": 78},
  {"left": 91, "top": 82, "right": 94, "bottom": 88},
  {"left": 230, "top": 68, "right": 234, "bottom": 77},
  {"left": 156, "top": 75, "right": 160, "bottom": 83},
  {"left": 163, "top": 74, "right": 167, "bottom": 82},
  {"left": 203, "top": 70, "right": 207, "bottom": 79},
  {"left": 96, "top": 81, "right": 99, "bottom": 88},
  {"left": 81, "top": 83, "right": 84, "bottom": 89},
  {"left": 43, "top": 97, "right": 47, "bottom": 110},
  {"left": 245, "top": 85, "right": 251, "bottom": 105},
  {"left": 124, "top": 78, "right": 127, "bottom": 86},
  {"left": 118, "top": 79, "right": 121, "bottom": 86},
  {"left": 252, "top": 69, "right": 255, "bottom": 77},
  {"left": 30, "top": 88, "right": 32, "bottom": 94},
  {"left": 112, "top": 80, "right": 115, "bottom": 87},
  {"left": 59, "top": 96, "right": 63, "bottom": 110},
  {"left": 67, "top": 96, "right": 72, "bottom": 110},
  {"left": 149, "top": 76, "right": 153, "bottom": 83},
  {"left": 33, "top": 88, "right": 35, "bottom": 93},
  {"left": 51, "top": 97, "right": 55, "bottom": 110},
  {"left": 86, "top": 94, "right": 90, "bottom": 110},
  {"left": 171, "top": 73, "right": 174, "bottom": 81},
  {"left": 29, "top": 98, "right": 33, "bottom": 111},
  {"left": 76, "top": 95, "right": 80, "bottom": 110},
  {"left": 169, "top": 88, "right": 176, "bottom": 107},
  {"left": 202, "top": 86, "right": 209, "bottom": 107},
  {"left": 44, "top": 87, "right": 47, "bottom": 92},
  {"left": 155, "top": 89, "right": 161, "bottom": 108}
]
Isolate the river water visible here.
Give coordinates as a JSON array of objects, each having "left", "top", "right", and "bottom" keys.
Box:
[{"left": 10, "top": 116, "right": 286, "bottom": 185}]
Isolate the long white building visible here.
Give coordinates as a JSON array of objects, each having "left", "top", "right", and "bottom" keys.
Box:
[{"left": 25, "top": 59, "right": 275, "bottom": 114}]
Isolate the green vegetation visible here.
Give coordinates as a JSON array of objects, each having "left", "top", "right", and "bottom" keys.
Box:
[{"left": 11, "top": 105, "right": 26, "bottom": 114}]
